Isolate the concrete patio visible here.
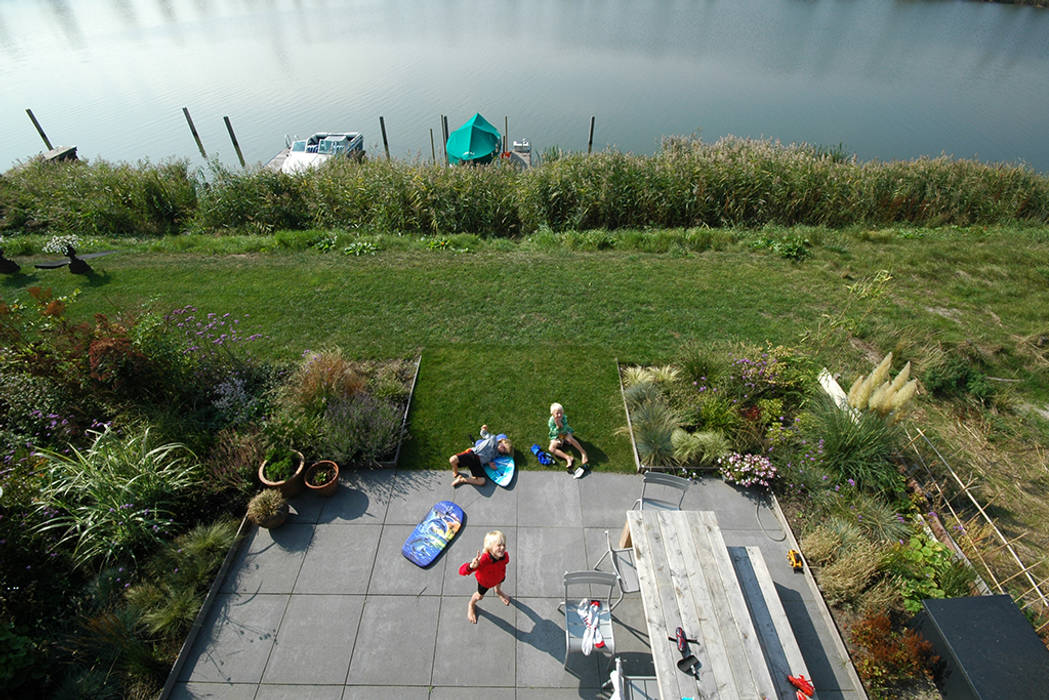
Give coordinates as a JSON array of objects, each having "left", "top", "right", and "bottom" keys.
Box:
[{"left": 167, "top": 468, "right": 866, "bottom": 699}]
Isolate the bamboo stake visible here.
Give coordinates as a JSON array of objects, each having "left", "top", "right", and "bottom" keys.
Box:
[{"left": 916, "top": 428, "right": 1049, "bottom": 606}]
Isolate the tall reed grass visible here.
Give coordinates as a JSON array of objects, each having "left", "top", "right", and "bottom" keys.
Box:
[{"left": 3, "top": 136, "right": 1048, "bottom": 237}]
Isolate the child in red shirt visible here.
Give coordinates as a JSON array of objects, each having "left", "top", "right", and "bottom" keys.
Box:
[{"left": 459, "top": 530, "right": 510, "bottom": 624}]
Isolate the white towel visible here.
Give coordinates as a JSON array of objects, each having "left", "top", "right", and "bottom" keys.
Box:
[{"left": 577, "top": 598, "right": 605, "bottom": 655}]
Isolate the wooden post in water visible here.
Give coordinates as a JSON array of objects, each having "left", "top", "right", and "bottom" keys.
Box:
[
  {"left": 587, "top": 115, "right": 595, "bottom": 154},
  {"left": 504, "top": 116, "right": 508, "bottom": 153},
  {"left": 441, "top": 115, "right": 450, "bottom": 165},
  {"left": 25, "top": 109, "right": 53, "bottom": 150},
  {"left": 430, "top": 129, "right": 436, "bottom": 164},
  {"left": 223, "top": 116, "right": 246, "bottom": 167},
  {"left": 379, "top": 116, "right": 391, "bottom": 161},
  {"left": 182, "top": 107, "right": 207, "bottom": 159}
]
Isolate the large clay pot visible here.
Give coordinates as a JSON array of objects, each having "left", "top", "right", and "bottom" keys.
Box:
[
  {"left": 305, "top": 460, "right": 340, "bottom": 497},
  {"left": 258, "top": 449, "right": 305, "bottom": 498}
]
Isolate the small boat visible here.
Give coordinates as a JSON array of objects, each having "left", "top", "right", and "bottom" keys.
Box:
[
  {"left": 503, "top": 139, "right": 538, "bottom": 169},
  {"left": 266, "top": 132, "right": 364, "bottom": 173},
  {"left": 446, "top": 113, "right": 502, "bottom": 165}
]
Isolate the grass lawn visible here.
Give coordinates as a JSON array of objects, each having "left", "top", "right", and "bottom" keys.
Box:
[{"left": 4, "top": 227, "right": 1049, "bottom": 561}]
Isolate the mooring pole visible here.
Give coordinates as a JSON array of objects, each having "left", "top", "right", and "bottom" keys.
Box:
[
  {"left": 25, "top": 108, "right": 53, "bottom": 150},
  {"left": 504, "top": 115, "right": 508, "bottom": 153},
  {"left": 223, "top": 115, "right": 246, "bottom": 167},
  {"left": 430, "top": 128, "right": 436, "bottom": 164},
  {"left": 587, "top": 115, "right": 595, "bottom": 154},
  {"left": 182, "top": 107, "right": 207, "bottom": 159},
  {"left": 441, "top": 115, "right": 450, "bottom": 165},
  {"left": 379, "top": 116, "right": 390, "bottom": 161}
]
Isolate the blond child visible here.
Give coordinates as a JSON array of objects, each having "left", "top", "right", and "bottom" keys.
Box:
[
  {"left": 458, "top": 530, "right": 511, "bottom": 623},
  {"left": 450, "top": 424, "right": 512, "bottom": 487},
  {"left": 548, "top": 402, "right": 589, "bottom": 473}
]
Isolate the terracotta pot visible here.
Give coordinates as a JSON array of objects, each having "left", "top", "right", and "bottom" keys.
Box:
[
  {"left": 258, "top": 502, "right": 290, "bottom": 529},
  {"left": 258, "top": 449, "right": 305, "bottom": 498},
  {"left": 305, "top": 460, "right": 340, "bottom": 497}
]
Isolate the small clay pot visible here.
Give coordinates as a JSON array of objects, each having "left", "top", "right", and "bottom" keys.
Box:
[{"left": 305, "top": 460, "right": 340, "bottom": 497}]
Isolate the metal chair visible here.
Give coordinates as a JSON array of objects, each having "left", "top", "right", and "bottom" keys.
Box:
[
  {"left": 593, "top": 529, "right": 639, "bottom": 611},
  {"left": 607, "top": 655, "right": 659, "bottom": 699},
  {"left": 631, "top": 471, "right": 690, "bottom": 511},
  {"left": 563, "top": 570, "right": 617, "bottom": 670}
]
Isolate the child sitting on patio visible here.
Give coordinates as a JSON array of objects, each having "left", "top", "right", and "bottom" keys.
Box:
[
  {"left": 459, "top": 530, "right": 511, "bottom": 624},
  {"left": 450, "top": 424, "right": 512, "bottom": 487}
]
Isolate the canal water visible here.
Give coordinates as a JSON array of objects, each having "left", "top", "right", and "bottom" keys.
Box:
[{"left": 2, "top": 0, "right": 1048, "bottom": 174}]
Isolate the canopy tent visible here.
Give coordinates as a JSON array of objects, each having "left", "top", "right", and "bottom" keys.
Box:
[{"left": 446, "top": 113, "right": 502, "bottom": 165}]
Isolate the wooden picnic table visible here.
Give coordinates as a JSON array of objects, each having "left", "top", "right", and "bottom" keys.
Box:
[{"left": 627, "top": 510, "right": 780, "bottom": 700}]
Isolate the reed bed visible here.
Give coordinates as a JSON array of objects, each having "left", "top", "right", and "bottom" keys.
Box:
[{"left": 3, "top": 136, "right": 1048, "bottom": 237}]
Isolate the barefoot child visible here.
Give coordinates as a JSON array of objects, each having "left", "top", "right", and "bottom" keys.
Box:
[
  {"left": 459, "top": 530, "right": 510, "bottom": 624},
  {"left": 548, "top": 402, "right": 589, "bottom": 476}
]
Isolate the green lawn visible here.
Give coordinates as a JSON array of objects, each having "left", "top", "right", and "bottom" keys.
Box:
[{"left": 4, "top": 228, "right": 1049, "bottom": 484}]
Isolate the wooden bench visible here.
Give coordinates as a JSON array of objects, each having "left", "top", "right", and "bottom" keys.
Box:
[{"left": 729, "top": 546, "right": 812, "bottom": 699}]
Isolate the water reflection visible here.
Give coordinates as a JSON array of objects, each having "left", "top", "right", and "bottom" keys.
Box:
[{"left": 1, "top": 0, "right": 1048, "bottom": 172}]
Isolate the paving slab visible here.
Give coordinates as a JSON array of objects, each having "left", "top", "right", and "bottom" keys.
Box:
[
  {"left": 169, "top": 681, "right": 259, "bottom": 699},
  {"left": 342, "top": 687, "right": 430, "bottom": 700},
  {"left": 261, "top": 594, "right": 364, "bottom": 685},
  {"left": 221, "top": 523, "right": 313, "bottom": 594},
  {"left": 432, "top": 591, "right": 517, "bottom": 687},
  {"left": 516, "top": 471, "right": 583, "bottom": 527},
  {"left": 179, "top": 593, "right": 287, "bottom": 683},
  {"left": 344, "top": 595, "right": 441, "bottom": 686},
  {"left": 255, "top": 684, "right": 344, "bottom": 700},
  {"left": 516, "top": 527, "right": 588, "bottom": 597},
  {"left": 293, "top": 523, "right": 382, "bottom": 594}
]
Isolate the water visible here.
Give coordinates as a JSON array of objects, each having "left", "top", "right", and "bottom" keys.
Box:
[{"left": 2, "top": 0, "right": 1048, "bottom": 174}]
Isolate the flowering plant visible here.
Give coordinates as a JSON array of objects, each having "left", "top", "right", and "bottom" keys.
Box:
[
  {"left": 43, "top": 234, "right": 80, "bottom": 255},
  {"left": 718, "top": 451, "right": 777, "bottom": 488}
]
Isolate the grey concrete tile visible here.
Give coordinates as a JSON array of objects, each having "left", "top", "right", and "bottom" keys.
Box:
[
  {"left": 432, "top": 590, "right": 516, "bottom": 687},
  {"left": 451, "top": 477, "right": 518, "bottom": 527},
  {"left": 294, "top": 523, "right": 382, "bottom": 594},
  {"left": 682, "top": 477, "right": 771, "bottom": 530},
  {"left": 342, "top": 688, "right": 430, "bottom": 700},
  {"left": 179, "top": 593, "right": 287, "bottom": 683},
  {"left": 287, "top": 491, "right": 325, "bottom": 524},
  {"left": 169, "top": 681, "right": 258, "bottom": 699},
  {"left": 321, "top": 467, "right": 395, "bottom": 524},
  {"left": 430, "top": 687, "right": 516, "bottom": 699},
  {"left": 255, "top": 684, "right": 344, "bottom": 700},
  {"left": 513, "top": 597, "right": 605, "bottom": 689},
  {"left": 262, "top": 594, "right": 364, "bottom": 684},
  {"left": 385, "top": 470, "right": 457, "bottom": 525},
  {"left": 221, "top": 523, "right": 312, "bottom": 594},
  {"left": 610, "top": 597, "right": 654, "bottom": 654},
  {"left": 517, "top": 527, "right": 588, "bottom": 597},
  {"left": 442, "top": 526, "right": 517, "bottom": 599},
  {"left": 346, "top": 595, "right": 441, "bottom": 686},
  {"left": 369, "top": 523, "right": 449, "bottom": 596},
  {"left": 782, "top": 597, "right": 856, "bottom": 692},
  {"left": 516, "top": 688, "right": 605, "bottom": 699},
  {"left": 516, "top": 472, "right": 582, "bottom": 527},
  {"left": 578, "top": 473, "right": 641, "bottom": 528}
]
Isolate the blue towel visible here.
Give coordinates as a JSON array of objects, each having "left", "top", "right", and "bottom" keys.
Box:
[{"left": 530, "top": 444, "right": 554, "bottom": 465}]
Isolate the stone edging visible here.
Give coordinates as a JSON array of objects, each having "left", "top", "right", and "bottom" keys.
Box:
[{"left": 768, "top": 491, "right": 870, "bottom": 699}]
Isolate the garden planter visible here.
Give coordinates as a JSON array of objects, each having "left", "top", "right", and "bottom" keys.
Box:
[
  {"left": 258, "top": 449, "right": 305, "bottom": 498},
  {"left": 305, "top": 460, "right": 340, "bottom": 497},
  {"left": 258, "top": 502, "right": 290, "bottom": 529}
]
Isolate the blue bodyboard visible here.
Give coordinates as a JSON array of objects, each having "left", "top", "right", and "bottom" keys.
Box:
[
  {"left": 477, "top": 433, "right": 515, "bottom": 487},
  {"left": 402, "top": 500, "right": 464, "bottom": 567}
]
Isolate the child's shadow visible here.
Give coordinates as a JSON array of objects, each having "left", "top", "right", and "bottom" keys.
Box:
[{"left": 477, "top": 598, "right": 563, "bottom": 663}]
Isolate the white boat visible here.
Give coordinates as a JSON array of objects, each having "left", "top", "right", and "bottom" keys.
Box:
[{"left": 267, "top": 132, "right": 364, "bottom": 173}]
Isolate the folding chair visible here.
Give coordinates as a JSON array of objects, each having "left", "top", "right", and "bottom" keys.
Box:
[
  {"left": 631, "top": 471, "right": 690, "bottom": 511},
  {"left": 563, "top": 570, "right": 617, "bottom": 670},
  {"left": 593, "top": 529, "right": 639, "bottom": 610}
]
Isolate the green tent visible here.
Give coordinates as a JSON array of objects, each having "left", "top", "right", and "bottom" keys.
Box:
[{"left": 446, "top": 113, "right": 502, "bottom": 165}]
